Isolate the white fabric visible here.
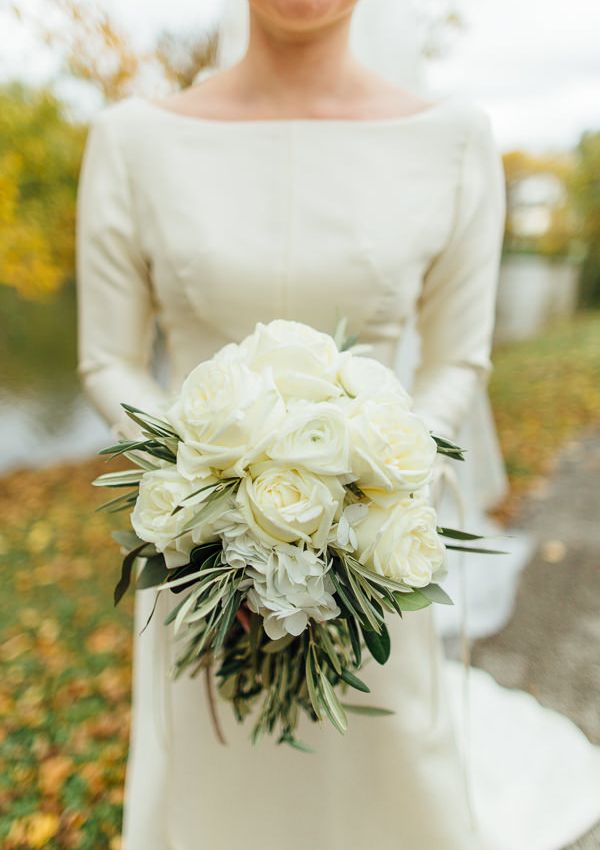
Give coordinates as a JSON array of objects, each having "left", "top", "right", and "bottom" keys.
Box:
[
  {"left": 216, "top": 0, "right": 531, "bottom": 645},
  {"left": 447, "top": 661, "right": 600, "bottom": 850},
  {"left": 392, "top": 320, "right": 534, "bottom": 640},
  {"left": 76, "top": 96, "right": 600, "bottom": 849}
]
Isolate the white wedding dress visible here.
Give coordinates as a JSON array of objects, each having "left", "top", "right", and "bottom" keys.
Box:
[{"left": 76, "top": 94, "right": 600, "bottom": 850}]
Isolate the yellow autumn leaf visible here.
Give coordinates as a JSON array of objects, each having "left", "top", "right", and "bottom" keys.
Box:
[
  {"left": 7, "top": 812, "right": 60, "bottom": 848},
  {"left": 39, "top": 754, "right": 74, "bottom": 796}
]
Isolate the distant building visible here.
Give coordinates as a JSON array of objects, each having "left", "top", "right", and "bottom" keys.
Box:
[{"left": 509, "top": 173, "right": 567, "bottom": 239}]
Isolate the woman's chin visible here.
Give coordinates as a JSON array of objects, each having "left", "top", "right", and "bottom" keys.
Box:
[{"left": 249, "top": 0, "right": 357, "bottom": 32}]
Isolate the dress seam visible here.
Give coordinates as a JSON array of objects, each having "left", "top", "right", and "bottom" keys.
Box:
[{"left": 281, "top": 124, "right": 295, "bottom": 317}]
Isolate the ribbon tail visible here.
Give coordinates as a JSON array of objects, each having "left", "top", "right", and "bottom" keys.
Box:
[{"left": 438, "top": 461, "right": 477, "bottom": 832}]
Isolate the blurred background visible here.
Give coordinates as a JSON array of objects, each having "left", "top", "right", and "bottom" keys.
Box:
[{"left": 0, "top": 1, "right": 599, "bottom": 847}]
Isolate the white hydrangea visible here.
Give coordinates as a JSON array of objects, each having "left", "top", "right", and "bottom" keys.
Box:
[{"left": 222, "top": 532, "right": 340, "bottom": 639}]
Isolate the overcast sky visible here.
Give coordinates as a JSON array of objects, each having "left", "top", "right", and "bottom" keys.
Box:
[{"left": 1, "top": 0, "right": 599, "bottom": 151}]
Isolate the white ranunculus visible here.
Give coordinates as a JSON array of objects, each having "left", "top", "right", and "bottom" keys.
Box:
[
  {"left": 348, "top": 400, "right": 437, "bottom": 497},
  {"left": 167, "top": 353, "right": 285, "bottom": 479},
  {"left": 265, "top": 400, "right": 352, "bottom": 477},
  {"left": 236, "top": 463, "right": 345, "bottom": 550},
  {"left": 355, "top": 495, "right": 446, "bottom": 588},
  {"left": 244, "top": 542, "right": 340, "bottom": 639},
  {"left": 131, "top": 467, "right": 198, "bottom": 568},
  {"left": 338, "top": 355, "right": 411, "bottom": 406},
  {"left": 330, "top": 502, "right": 369, "bottom": 552},
  {"left": 239, "top": 320, "right": 343, "bottom": 401}
]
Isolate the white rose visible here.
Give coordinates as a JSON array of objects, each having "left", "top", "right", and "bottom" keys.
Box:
[
  {"left": 265, "top": 400, "right": 352, "bottom": 477},
  {"left": 348, "top": 399, "right": 437, "bottom": 497},
  {"left": 236, "top": 463, "right": 345, "bottom": 550},
  {"left": 245, "top": 542, "right": 340, "bottom": 639},
  {"left": 167, "top": 354, "right": 285, "bottom": 479},
  {"left": 338, "top": 355, "right": 411, "bottom": 406},
  {"left": 355, "top": 495, "right": 446, "bottom": 588},
  {"left": 239, "top": 320, "right": 343, "bottom": 401},
  {"left": 131, "top": 468, "right": 198, "bottom": 568}
]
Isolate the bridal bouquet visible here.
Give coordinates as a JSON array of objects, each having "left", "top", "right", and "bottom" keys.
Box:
[{"left": 94, "top": 320, "right": 492, "bottom": 748}]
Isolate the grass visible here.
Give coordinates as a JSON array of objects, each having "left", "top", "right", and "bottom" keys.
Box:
[
  {"left": 0, "top": 310, "right": 599, "bottom": 847},
  {"left": 489, "top": 311, "right": 600, "bottom": 518}
]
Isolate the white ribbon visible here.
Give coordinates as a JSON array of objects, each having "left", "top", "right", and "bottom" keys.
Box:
[{"left": 436, "top": 459, "right": 478, "bottom": 833}]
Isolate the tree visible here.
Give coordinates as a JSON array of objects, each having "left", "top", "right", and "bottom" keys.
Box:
[
  {"left": 9, "top": 0, "right": 218, "bottom": 102},
  {"left": 502, "top": 149, "right": 576, "bottom": 259},
  {"left": 570, "top": 131, "right": 600, "bottom": 306},
  {"left": 0, "top": 84, "right": 86, "bottom": 299}
]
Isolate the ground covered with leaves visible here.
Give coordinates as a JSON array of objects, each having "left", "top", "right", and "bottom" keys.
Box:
[
  {"left": 0, "top": 461, "right": 130, "bottom": 849},
  {"left": 1, "top": 311, "right": 599, "bottom": 848},
  {"left": 489, "top": 311, "right": 600, "bottom": 518}
]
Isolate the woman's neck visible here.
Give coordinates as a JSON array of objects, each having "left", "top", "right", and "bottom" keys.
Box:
[{"left": 231, "top": 10, "right": 369, "bottom": 114}]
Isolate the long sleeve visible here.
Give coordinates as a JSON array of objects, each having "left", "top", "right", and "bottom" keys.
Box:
[
  {"left": 76, "top": 108, "right": 169, "bottom": 440},
  {"left": 412, "top": 108, "right": 506, "bottom": 441}
]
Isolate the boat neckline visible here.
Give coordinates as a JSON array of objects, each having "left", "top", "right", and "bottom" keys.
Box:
[{"left": 132, "top": 94, "right": 456, "bottom": 128}]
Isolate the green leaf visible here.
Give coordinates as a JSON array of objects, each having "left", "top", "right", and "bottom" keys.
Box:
[
  {"left": 362, "top": 622, "right": 391, "bottom": 664},
  {"left": 392, "top": 590, "right": 432, "bottom": 612},
  {"left": 114, "top": 542, "right": 149, "bottom": 606},
  {"left": 136, "top": 555, "right": 169, "bottom": 590},
  {"left": 346, "top": 557, "right": 410, "bottom": 594},
  {"left": 305, "top": 653, "right": 323, "bottom": 721},
  {"left": 173, "top": 587, "right": 205, "bottom": 635},
  {"left": 340, "top": 334, "right": 359, "bottom": 352},
  {"left": 167, "top": 561, "right": 206, "bottom": 595},
  {"left": 343, "top": 563, "right": 382, "bottom": 631},
  {"left": 330, "top": 571, "right": 365, "bottom": 625},
  {"left": 420, "top": 584, "right": 454, "bottom": 606},
  {"left": 262, "top": 634, "right": 297, "bottom": 654},
  {"left": 120, "top": 403, "right": 179, "bottom": 438},
  {"left": 190, "top": 542, "right": 223, "bottom": 564},
  {"left": 92, "top": 469, "right": 145, "bottom": 488},
  {"left": 96, "top": 489, "right": 138, "bottom": 513},
  {"left": 179, "top": 485, "right": 237, "bottom": 535},
  {"left": 139, "top": 592, "right": 159, "bottom": 634},
  {"left": 180, "top": 480, "right": 226, "bottom": 504},
  {"left": 279, "top": 732, "right": 314, "bottom": 753},
  {"left": 346, "top": 616, "right": 362, "bottom": 668},
  {"left": 378, "top": 585, "right": 406, "bottom": 617},
  {"left": 98, "top": 439, "right": 149, "bottom": 457},
  {"left": 342, "top": 704, "right": 395, "bottom": 717},
  {"left": 432, "top": 434, "right": 466, "bottom": 460},
  {"left": 161, "top": 566, "right": 207, "bottom": 593},
  {"left": 317, "top": 625, "right": 342, "bottom": 675},
  {"left": 111, "top": 530, "right": 145, "bottom": 550},
  {"left": 214, "top": 589, "right": 242, "bottom": 650},
  {"left": 437, "top": 527, "right": 485, "bottom": 541},
  {"left": 340, "top": 669, "right": 370, "bottom": 693},
  {"left": 164, "top": 594, "right": 190, "bottom": 626},
  {"left": 318, "top": 670, "right": 347, "bottom": 734},
  {"left": 137, "top": 444, "right": 176, "bottom": 464},
  {"left": 186, "top": 583, "right": 230, "bottom": 624},
  {"left": 444, "top": 544, "right": 508, "bottom": 555},
  {"left": 333, "top": 315, "right": 348, "bottom": 349},
  {"left": 123, "top": 450, "right": 161, "bottom": 471}
]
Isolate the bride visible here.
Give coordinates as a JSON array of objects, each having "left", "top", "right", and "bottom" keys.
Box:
[{"left": 76, "top": 1, "right": 600, "bottom": 848}]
